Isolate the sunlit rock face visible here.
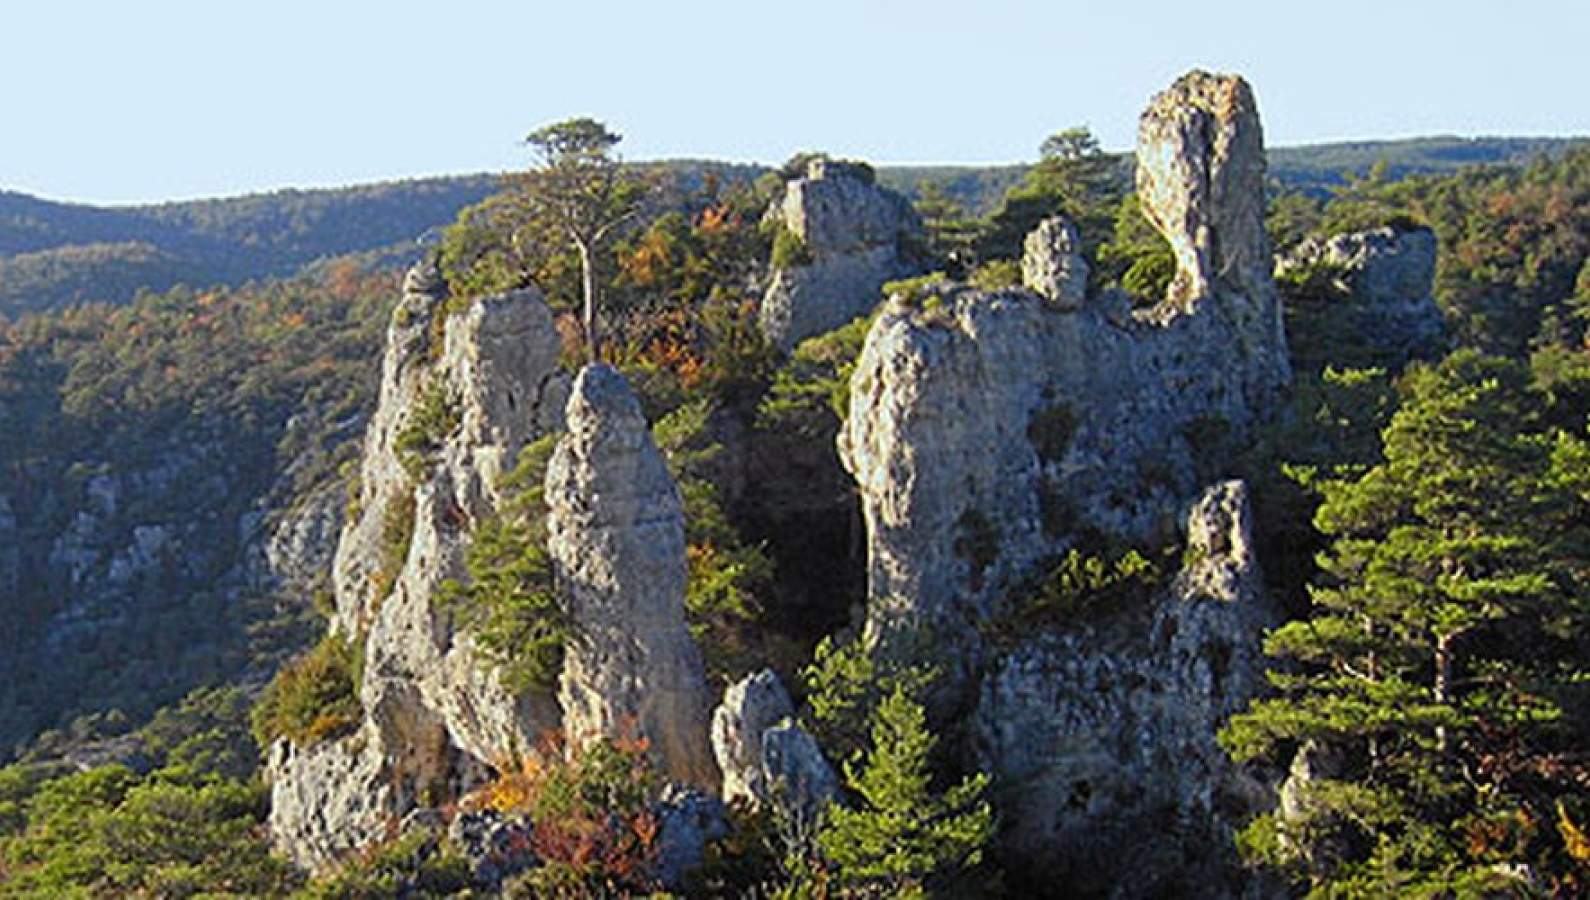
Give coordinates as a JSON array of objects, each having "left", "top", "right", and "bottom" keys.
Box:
[
  {"left": 758, "top": 158, "right": 924, "bottom": 348},
  {"left": 546, "top": 363, "right": 717, "bottom": 789}
]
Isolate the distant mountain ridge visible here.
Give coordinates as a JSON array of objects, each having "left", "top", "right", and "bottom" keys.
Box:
[{"left": 2, "top": 136, "right": 1583, "bottom": 316}]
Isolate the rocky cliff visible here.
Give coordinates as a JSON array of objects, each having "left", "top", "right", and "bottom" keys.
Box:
[
  {"left": 759, "top": 158, "right": 925, "bottom": 348},
  {"left": 841, "top": 72, "right": 1288, "bottom": 639},
  {"left": 1277, "top": 224, "right": 1445, "bottom": 369},
  {"left": 546, "top": 364, "right": 716, "bottom": 788},
  {"left": 838, "top": 71, "right": 1288, "bottom": 891},
  {"left": 268, "top": 265, "right": 721, "bottom": 871},
  {"left": 270, "top": 261, "right": 572, "bottom": 868}
]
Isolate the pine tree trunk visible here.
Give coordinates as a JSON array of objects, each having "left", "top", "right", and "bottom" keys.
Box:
[
  {"left": 1434, "top": 631, "right": 1453, "bottom": 754},
  {"left": 577, "top": 241, "right": 597, "bottom": 362}
]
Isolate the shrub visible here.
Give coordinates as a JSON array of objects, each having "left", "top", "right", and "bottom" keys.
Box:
[
  {"left": 1015, "top": 548, "right": 1160, "bottom": 626},
  {"left": 369, "top": 489, "right": 417, "bottom": 606},
  {"left": 472, "top": 735, "right": 664, "bottom": 897},
  {"left": 968, "top": 258, "right": 1022, "bottom": 291},
  {"left": 299, "top": 827, "right": 471, "bottom": 899},
  {"left": 758, "top": 315, "right": 874, "bottom": 436},
  {"left": 394, "top": 380, "right": 459, "bottom": 482},
  {"left": 250, "top": 633, "right": 363, "bottom": 749},
  {"left": 801, "top": 634, "right": 934, "bottom": 765},
  {"left": 769, "top": 221, "right": 814, "bottom": 269},
  {"left": 441, "top": 434, "right": 567, "bottom": 694},
  {"left": 811, "top": 684, "right": 994, "bottom": 900}
]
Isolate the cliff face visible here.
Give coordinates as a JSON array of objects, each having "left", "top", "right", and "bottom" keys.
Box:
[
  {"left": 841, "top": 72, "right": 1288, "bottom": 638},
  {"left": 270, "top": 262, "right": 571, "bottom": 868},
  {"left": 838, "top": 71, "right": 1288, "bottom": 890},
  {"left": 269, "top": 266, "right": 720, "bottom": 871},
  {"left": 546, "top": 364, "right": 716, "bottom": 789},
  {"left": 758, "top": 159, "right": 924, "bottom": 348}
]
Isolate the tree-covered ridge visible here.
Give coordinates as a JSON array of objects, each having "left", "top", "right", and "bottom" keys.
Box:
[{"left": 0, "top": 264, "right": 394, "bottom": 760}]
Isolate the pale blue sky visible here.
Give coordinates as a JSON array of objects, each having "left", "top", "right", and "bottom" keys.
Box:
[{"left": 6, "top": 1, "right": 1586, "bottom": 204}]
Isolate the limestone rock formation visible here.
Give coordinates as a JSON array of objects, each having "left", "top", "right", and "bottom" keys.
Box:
[
  {"left": 546, "top": 364, "right": 717, "bottom": 788},
  {"left": 1137, "top": 71, "right": 1272, "bottom": 308},
  {"left": 268, "top": 260, "right": 569, "bottom": 868},
  {"left": 840, "top": 71, "right": 1289, "bottom": 639},
  {"left": 759, "top": 158, "right": 924, "bottom": 348},
  {"left": 1021, "top": 216, "right": 1089, "bottom": 309},
  {"left": 1276, "top": 225, "right": 1444, "bottom": 367},
  {"left": 711, "top": 669, "right": 795, "bottom": 806},
  {"left": 974, "top": 482, "right": 1273, "bottom": 895},
  {"left": 709, "top": 669, "right": 838, "bottom": 823}
]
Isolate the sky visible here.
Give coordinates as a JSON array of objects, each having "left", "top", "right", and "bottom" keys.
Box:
[{"left": 5, "top": 0, "right": 1587, "bottom": 205}]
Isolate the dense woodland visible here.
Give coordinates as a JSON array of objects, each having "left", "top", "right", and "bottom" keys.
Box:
[{"left": 0, "top": 127, "right": 1588, "bottom": 896}]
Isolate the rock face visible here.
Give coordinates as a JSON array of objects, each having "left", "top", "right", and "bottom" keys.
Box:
[
  {"left": 838, "top": 71, "right": 1287, "bottom": 892},
  {"left": 268, "top": 260, "right": 570, "bottom": 868},
  {"left": 840, "top": 71, "right": 1289, "bottom": 639},
  {"left": 974, "top": 482, "right": 1273, "bottom": 895},
  {"left": 1021, "top": 216, "right": 1089, "bottom": 309},
  {"left": 1136, "top": 71, "right": 1272, "bottom": 309},
  {"left": 711, "top": 669, "right": 795, "bottom": 806},
  {"left": 1276, "top": 225, "right": 1444, "bottom": 368},
  {"left": 709, "top": 669, "right": 837, "bottom": 823},
  {"left": 759, "top": 158, "right": 924, "bottom": 348},
  {"left": 546, "top": 364, "right": 717, "bottom": 789}
]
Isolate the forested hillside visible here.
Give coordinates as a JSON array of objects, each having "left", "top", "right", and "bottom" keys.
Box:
[{"left": 4, "top": 137, "right": 1580, "bottom": 319}]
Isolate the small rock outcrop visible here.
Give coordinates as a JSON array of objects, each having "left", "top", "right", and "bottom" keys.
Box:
[
  {"left": 840, "top": 71, "right": 1289, "bottom": 640},
  {"left": 711, "top": 669, "right": 795, "bottom": 806},
  {"left": 709, "top": 669, "right": 838, "bottom": 823},
  {"left": 1276, "top": 225, "right": 1444, "bottom": 368},
  {"left": 1021, "top": 216, "right": 1089, "bottom": 309},
  {"left": 759, "top": 159, "right": 924, "bottom": 348},
  {"left": 974, "top": 482, "right": 1273, "bottom": 895},
  {"left": 268, "top": 260, "right": 570, "bottom": 869},
  {"left": 546, "top": 364, "right": 717, "bottom": 789}
]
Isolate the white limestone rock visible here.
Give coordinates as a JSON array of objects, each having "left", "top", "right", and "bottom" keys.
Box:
[{"left": 546, "top": 364, "right": 717, "bottom": 789}]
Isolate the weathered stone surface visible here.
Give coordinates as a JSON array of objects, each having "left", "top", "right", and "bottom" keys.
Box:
[
  {"left": 711, "top": 669, "right": 795, "bottom": 806},
  {"left": 1137, "top": 70, "right": 1272, "bottom": 309},
  {"left": 448, "top": 808, "right": 537, "bottom": 890},
  {"left": 839, "top": 71, "right": 1290, "bottom": 640},
  {"left": 269, "top": 261, "right": 568, "bottom": 869},
  {"left": 265, "top": 724, "right": 396, "bottom": 871},
  {"left": 1022, "top": 216, "right": 1089, "bottom": 309},
  {"left": 654, "top": 784, "right": 730, "bottom": 889},
  {"left": 547, "top": 364, "right": 717, "bottom": 788},
  {"left": 759, "top": 158, "right": 924, "bottom": 348},
  {"left": 760, "top": 721, "right": 839, "bottom": 828},
  {"left": 974, "top": 481, "right": 1274, "bottom": 895},
  {"left": 1276, "top": 225, "right": 1444, "bottom": 367}
]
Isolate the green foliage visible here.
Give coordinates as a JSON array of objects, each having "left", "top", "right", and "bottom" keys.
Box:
[
  {"left": 801, "top": 635, "right": 935, "bottom": 766},
  {"left": 769, "top": 220, "right": 815, "bottom": 269},
  {"left": 441, "top": 434, "right": 568, "bottom": 694},
  {"left": 250, "top": 632, "right": 363, "bottom": 749},
  {"left": 1014, "top": 548, "right": 1160, "bottom": 626},
  {"left": 370, "top": 488, "right": 417, "bottom": 607},
  {"left": 977, "top": 126, "right": 1123, "bottom": 266},
  {"left": 813, "top": 684, "right": 995, "bottom": 899},
  {"left": 758, "top": 316, "right": 873, "bottom": 436},
  {"left": 395, "top": 379, "right": 460, "bottom": 481},
  {"left": 1221, "top": 350, "right": 1590, "bottom": 894},
  {"left": 967, "top": 259, "right": 1021, "bottom": 292},
  {"left": 0, "top": 732, "right": 295, "bottom": 899},
  {"left": 1094, "top": 192, "right": 1176, "bottom": 302},
  {"left": 912, "top": 181, "right": 980, "bottom": 274},
  {"left": 298, "top": 827, "right": 471, "bottom": 899}
]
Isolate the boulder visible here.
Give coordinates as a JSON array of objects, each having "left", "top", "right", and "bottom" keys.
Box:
[{"left": 1021, "top": 216, "right": 1089, "bottom": 309}]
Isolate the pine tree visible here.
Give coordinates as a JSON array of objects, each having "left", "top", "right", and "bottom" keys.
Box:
[
  {"left": 814, "top": 684, "right": 994, "bottom": 899},
  {"left": 1221, "top": 350, "right": 1590, "bottom": 894}
]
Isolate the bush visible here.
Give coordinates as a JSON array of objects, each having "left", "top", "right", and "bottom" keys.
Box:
[
  {"left": 758, "top": 315, "right": 874, "bottom": 436},
  {"left": 441, "top": 434, "right": 568, "bottom": 694},
  {"left": 968, "top": 259, "right": 1022, "bottom": 291},
  {"left": 769, "top": 221, "right": 814, "bottom": 269},
  {"left": 250, "top": 633, "right": 363, "bottom": 749},
  {"left": 395, "top": 380, "right": 459, "bottom": 482}
]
